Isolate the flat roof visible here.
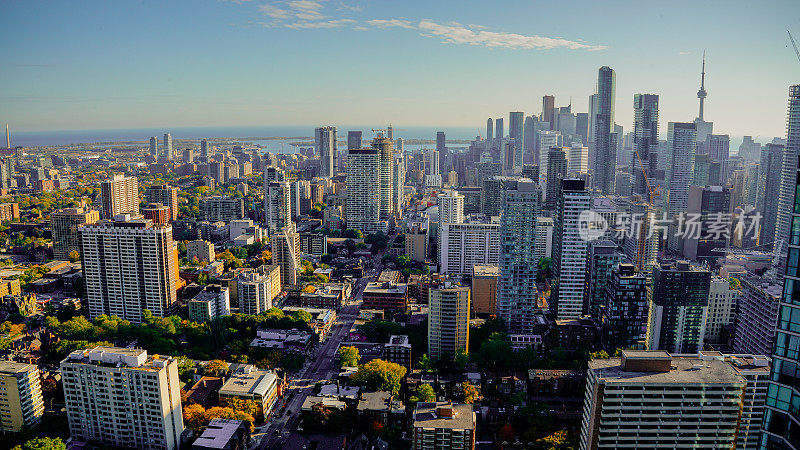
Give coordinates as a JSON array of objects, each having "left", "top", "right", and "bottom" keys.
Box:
[
  {"left": 219, "top": 369, "right": 277, "bottom": 398},
  {"left": 192, "top": 418, "right": 244, "bottom": 448},
  {"left": 0, "top": 361, "right": 38, "bottom": 375},
  {"left": 589, "top": 357, "right": 746, "bottom": 385},
  {"left": 413, "top": 402, "right": 475, "bottom": 430}
]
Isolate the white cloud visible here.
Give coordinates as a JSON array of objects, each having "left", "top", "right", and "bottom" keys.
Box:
[
  {"left": 286, "top": 18, "right": 355, "bottom": 29},
  {"left": 286, "top": 0, "right": 325, "bottom": 12},
  {"left": 679, "top": 51, "right": 692, "bottom": 55},
  {"left": 416, "top": 19, "right": 607, "bottom": 51},
  {"left": 259, "top": 4, "right": 291, "bottom": 19},
  {"left": 366, "top": 19, "right": 415, "bottom": 29}
]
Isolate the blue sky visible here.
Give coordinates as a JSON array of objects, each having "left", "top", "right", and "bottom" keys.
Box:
[{"left": 1, "top": 0, "right": 799, "bottom": 139}]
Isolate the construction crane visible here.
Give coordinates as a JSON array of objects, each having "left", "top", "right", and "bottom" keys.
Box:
[
  {"left": 789, "top": 30, "right": 800, "bottom": 64},
  {"left": 632, "top": 148, "right": 660, "bottom": 204}
]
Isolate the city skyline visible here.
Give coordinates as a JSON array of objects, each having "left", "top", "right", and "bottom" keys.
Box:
[{"left": 1, "top": 0, "right": 799, "bottom": 139}]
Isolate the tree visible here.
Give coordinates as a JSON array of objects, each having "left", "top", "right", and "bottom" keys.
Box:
[
  {"left": 204, "top": 359, "right": 229, "bottom": 376},
  {"left": 342, "top": 229, "right": 364, "bottom": 239},
  {"left": 291, "top": 309, "right": 312, "bottom": 324},
  {"left": 183, "top": 404, "right": 207, "bottom": 432},
  {"left": 11, "top": 437, "right": 66, "bottom": 450},
  {"left": 68, "top": 250, "right": 80, "bottom": 262},
  {"left": 455, "top": 348, "right": 469, "bottom": 370},
  {"left": 226, "top": 398, "right": 258, "bottom": 417},
  {"left": 461, "top": 382, "right": 479, "bottom": 404},
  {"left": 350, "top": 359, "right": 407, "bottom": 394},
  {"left": 338, "top": 346, "right": 361, "bottom": 367},
  {"left": 409, "top": 383, "right": 436, "bottom": 403},
  {"left": 417, "top": 354, "right": 433, "bottom": 373}
]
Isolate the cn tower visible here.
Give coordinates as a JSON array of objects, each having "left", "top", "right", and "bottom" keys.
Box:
[{"left": 697, "top": 52, "right": 707, "bottom": 121}]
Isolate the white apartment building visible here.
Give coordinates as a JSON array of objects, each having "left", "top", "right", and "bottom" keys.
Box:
[
  {"left": 534, "top": 216, "right": 554, "bottom": 260},
  {"left": 189, "top": 285, "right": 230, "bottom": 323},
  {"left": 552, "top": 179, "right": 591, "bottom": 320},
  {"left": 101, "top": 174, "right": 139, "bottom": 219},
  {"left": 61, "top": 347, "right": 184, "bottom": 450},
  {"left": 187, "top": 239, "right": 215, "bottom": 264},
  {"left": 0, "top": 361, "right": 44, "bottom": 433},
  {"left": 346, "top": 148, "right": 385, "bottom": 234},
  {"left": 80, "top": 215, "right": 177, "bottom": 323},
  {"left": 579, "top": 350, "right": 758, "bottom": 450},
  {"left": 238, "top": 265, "right": 282, "bottom": 315},
  {"left": 264, "top": 180, "right": 292, "bottom": 233},
  {"left": 437, "top": 190, "right": 464, "bottom": 225},
  {"left": 439, "top": 217, "right": 500, "bottom": 277},
  {"left": 703, "top": 276, "right": 739, "bottom": 344}
]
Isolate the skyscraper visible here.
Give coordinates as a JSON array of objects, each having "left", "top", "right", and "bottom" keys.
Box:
[
  {"left": 509, "top": 111, "right": 524, "bottom": 169},
  {"left": 149, "top": 136, "right": 158, "bottom": 157},
  {"left": 374, "top": 135, "right": 394, "bottom": 221},
  {"left": 486, "top": 118, "right": 493, "bottom": 143},
  {"left": 552, "top": 179, "right": 591, "bottom": 320},
  {"left": 200, "top": 138, "right": 209, "bottom": 158},
  {"left": 646, "top": 261, "right": 710, "bottom": 353},
  {"left": 584, "top": 239, "right": 624, "bottom": 317},
  {"left": 437, "top": 190, "right": 464, "bottom": 225},
  {"left": 80, "top": 215, "right": 178, "bottom": 322},
  {"left": 761, "top": 87, "right": 800, "bottom": 449},
  {"left": 682, "top": 185, "right": 730, "bottom": 262},
  {"left": 542, "top": 95, "right": 555, "bottom": 129},
  {"left": 264, "top": 180, "right": 292, "bottom": 233},
  {"left": 100, "top": 174, "right": 140, "bottom": 219},
  {"left": 0, "top": 361, "right": 44, "bottom": 433},
  {"left": 592, "top": 67, "right": 616, "bottom": 194},
  {"left": 545, "top": 147, "right": 567, "bottom": 210},
  {"left": 238, "top": 265, "right": 282, "bottom": 315},
  {"left": 163, "top": 133, "right": 173, "bottom": 161},
  {"left": 346, "top": 148, "right": 384, "bottom": 233},
  {"left": 497, "top": 180, "right": 541, "bottom": 333},
  {"left": 495, "top": 118, "right": 504, "bottom": 142},
  {"left": 632, "top": 94, "right": 659, "bottom": 199},
  {"left": 436, "top": 131, "right": 446, "bottom": 153},
  {"left": 428, "top": 284, "right": 470, "bottom": 360},
  {"left": 667, "top": 122, "right": 698, "bottom": 218},
  {"left": 523, "top": 115, "right": 538, "bottom": 163},
  {"left": 774, "top": 85, "right": 800, "bottom": 261},
  {"left": 759, "top": 143, "right": 784, "bottom": 246},
  {"left": 601, "top": 264, "right": 648, "bottom": 350},
  {"left": 707, "top": 134, "right": 730, "bottom": 182},
  {"left": 315, "top": 126, "right": 337, "bottom": 178},
  {"left": 272, "top": 227, "right": 299, "bottom": 287},
  {"left": 347, "top": 130, "right": 362, "bottom": 150}
]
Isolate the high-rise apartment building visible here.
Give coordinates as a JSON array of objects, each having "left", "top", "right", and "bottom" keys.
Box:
[
  {"left": 646, "top": 261, "right": 710, "bottom": 353},
  {"left": 759, "top": 143, "right": 784, "bottom": 246},
  {"left": 667, "top": 122, "right": 698, "bottom": 218},
  {"left": 733, "top": 275, "right": 781, "bottom": 358},
  {"left": 393, "top": 153, "right": 406, "bottom": 216},
  {"left": 592, "top": 67, "right": 616, "bottom": 194},
  {"left": 264, "top": 180, "right": 292, "bottom": 233},
  {"left": 486, "top": 118, "right": 493, "bottom": 143},
  {"left": 271, "top": 227, "right": 299, "bottom": 287},
  {"left": 374, "top": 135, "right": 395, "bottom": 221},
  {"left": 0, "top": 361, "right": 44, "bottom": 433},
  {"left": 189, "top": 285, "right": 230, "bottom": 323},
  {"left": 552, "top": 179, "right": 591, "bottom": 320},
  {"left": 437, "top": 190, "right": 464, "bottom": 225},
  {"left": 683, "top": 185, "right": 730, "bottom": 262},
  {"left": 471, "top": 264, "right": 498, "bottom": 315},
  {"left": 542, "top": 95, "right": 555, "bottom": 129},
  {"left": 534, "top": 216, "right": 554, "bottom": 260},
  {"left": 315, "top": 126, "right": 337, "bottom": 178},
  {"left": 199, "top": 196, "right": 245, "bottom": 222},
  {"left": 145, "top": 184, "right": 179, "bottom": 222},
  {"left": 774, "top": 86, "right": 800, "bottom": 265},
  {"left": 428, "top": 284, "right": 470, "bottom": 360},
  {"left": 601, "top": 264, "right": 648, "bottom": 350},
  {"left": 200, "top": 138, "right": 209, "bottom": 159},
  {"left": 187, "top": 239, "right": 215, "bottom": 264},
  {"left": 238, "top": 265, "right": 281, "bottom": 315},
  {"left": 101, "top": 174, "right": 139, "bottom": 219},
  {"left": 579, "top": 350, "right": 767, "bottom": 450},
  {"left": 51, "top": 207, "right": 100, "bottom": 260},
  {"left": 509, "top": 111, "right": 524, "bottom": 169},
  {"left": 497, "top": 180, "right": 541, "bottom": 333},
  {"left": 544, "top": 147, "right": 567, "bottom": 209},
  {"left": 411, "top": 402, "right": 476, "bottom": 450},
  {"left": 632, "top": 94, "right": 659, "bottom": 199},
  {"left": 149, "top": 136, "right": 158, "bottom": 157},
  {"left": 707, "top": 134, "right": 731, "bottom": 182},
  {"left": 584, "top": 239, "right": 624, "bottom": 317},
  {"left": 61, "top": 347, "right": 183, "bottom": 449},
  {"left": 436, "top": 131, "right": 446, "bottom": 154},
  {"left": 346, "top": 148, "right": 383, "bottom": 234},
  {"left": 80, "top": 215, "right": 178, "bottom": 322},
  {"left": 566, "top": 143, "right": 589, "bottom": 175},
  {"left": 439, "top": 217, "right": 500, "bottom": 277},
  {"left": 163, "top": 133, "right": 173, "bottom": 160},
  {"left": 703, "top": 275, "right": 738, "bottom": 345},
  {"left": 495, "top": 118, "right": 504, "bottom": 142}
]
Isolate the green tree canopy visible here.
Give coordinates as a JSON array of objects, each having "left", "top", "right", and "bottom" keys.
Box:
[
  {"left": 337, "top": 346, "right": 361, "bottom": 367},
  {"left": 350, "top": 359, "right": 407, "bottom": 394}
]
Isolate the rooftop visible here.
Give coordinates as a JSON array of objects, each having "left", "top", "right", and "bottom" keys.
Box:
[
  {"left": 192, "top": 418, "right": 246, "bottom": 449},
  {"left": 413, "top": 402, "right": 475, "bottom": 430},
  {"left": 0, "top": 360, "right": 38, "bottom": 375},
  {"left": 589, "top": 352, "right": 746, "bottom": 385},
  {"left": 472, "top": 264, "right": 499, "bottom": 277},
  {"left": 219, "top": 368, "right": 278, "bottom": 397}
]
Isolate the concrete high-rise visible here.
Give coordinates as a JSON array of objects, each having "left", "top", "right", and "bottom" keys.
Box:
[
  {"left": 496, "top": 179, "right": 540, "bottom": 333},
  {"left": 392, "top": 153, "right": 406, "bottom": 216},
  {"left": 347, "top": 130, "right": 362, "bottom": 150},
  {"left": 200, "top": 138, "right": 209, "bottom": 158},
  {"left": 439, "top": 217, "right": 500, "bottom": 277},
  {"left": 238, "top": 265, "right": 281, "bottom": 315},
  {"left": 584, "top": 239, "right": 624, "bottom": 317},
  {"left": 774, "top": 85, "right": 800, "bottom": 261},
  {"left": 646, "top": 261, "right": 710, "bottom": 353},
  {"left": 145, "top": 184, "right": 179, "bottom": 222},
  {"left": 315, "top": 126, "right": 337, "bottom": 178},
  {"left": 101, "top": 174, "right": 140, "bottom": 219},
  {"left": 149, "top": 136, "right": 158, "bottom": 157},
  {"left": 667, "top": 122, "right": 698, "bottom": 218},
  {"left": 580, "top": 350, "right": 767, "bottom": 450},
  {"left": 495, "top": 118, "right": 504, "bottom": 142},
  {"left": 694, "top": 55, "right": 714, "bottom": 148},
  {"left": 523, "top": 116, "right": 538, "bottom": 163},
  {"left": 163, "top": 133, "right": 173, "bottom": 160},
  {"left": 632, "top": 94, "right": 659, "bottom": 199},
  {"left": 703, "top": 275, "right": 738, "bottom": 345},
  {"left": 264, "top": 180, "right": 292, "bottom": 233},
  {"left": 272, "top": 227, "right": 299, "bottom": 287},
  {"left": 707, "top": 134, "right": 730, "bottom": 182},
  {"left": 0, "top": 361, "right": 44, "bottom": 433},
  {"left": 592, "top": 67, "right": 616, "bottom": 194},
  {"left": 346, "top": 147, "right": 385, "bottom": 234},
  {"left": 486, "top": 118, "right": 493, "bottom": 143},
  {"left": 552, "top": 179, "right": 591, "bottom": 320},
  {"left": 437, "top": 190, "right": 464, "bottom": 225},
  {"left": 61, "top": 347, "right": 183, "bottom": 449},
  {"left": 472, "top": 264, "right": 499, "bottom": 315},
  {"left": 542, "top": 95, "right": 555, "bottom": 129},
  {"left": 436, "top": 131, "right": 446, "bottom": 154},
  {"left": 51, "top": 207, "right": 100, "bottom": 260},
  {"left": 80, "top": 215, "right": 178, "bottom": 322},
  {"left": 683, "top": 185, "right": 730, "bottom": 263},
  {"left": 428, "top": 284, "right": 470, "bottom": 360},
  {"left": 374, "top": 136, "right": 395, "bottom": 221}
]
